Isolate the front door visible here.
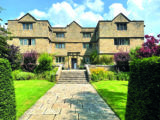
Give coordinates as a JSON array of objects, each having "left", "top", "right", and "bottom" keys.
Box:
[{"left": 72, "top": 58, "right": 77, "bottom": 69}]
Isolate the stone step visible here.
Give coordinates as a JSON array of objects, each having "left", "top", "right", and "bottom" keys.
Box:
[
  {"left": 57, "top": 82, "right": 89, "bottom": 84},
  {"left": 59, "top": 77, "right": 88, "bottom": 80}
]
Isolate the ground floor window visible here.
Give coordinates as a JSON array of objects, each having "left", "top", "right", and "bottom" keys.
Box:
[
  {"left": 56, "top": 57, "right": 65, "bottom": 63},
  {"left": 114, "top": 38, "right": 130, "bottom": 45},
  {"left": 83, "top": 56, "right": 90, "bottom": 63},
  {"left": 20, "top": 38, "right": 36, "bottom": 45},
  {"left": 83, "top": 43, "right": 92, "bottom": 49}
]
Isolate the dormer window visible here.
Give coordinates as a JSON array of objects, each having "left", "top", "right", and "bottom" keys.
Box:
[
  {"left": 116, "top": 23, "right": 127, "bottom": 30},
  {"left": 83, "top": 32, "right": 91, "bottom": 38},
  {"left": 56, "top": 33, "right": 65, "bottom": 38},
  {"left": 22, "top": 23, "right": 33, "bottom": 30}
]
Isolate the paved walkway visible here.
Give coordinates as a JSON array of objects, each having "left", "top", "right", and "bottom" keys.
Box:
[{"left": 20, "top": 84, "right": 120, "bottom": 120}]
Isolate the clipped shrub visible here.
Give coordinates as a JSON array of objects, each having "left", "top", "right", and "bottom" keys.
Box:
[
  {"left": 14, "top": 71, "right": 35, "bottom": 80},
  {"left": 114, "top": 52, "right": 130, "bottom": 71},
  {"left": 125, "top": 56, "right": 160, "bottom": 120},
  {"left": 90, "top": 68, "right": 105, "bottom": 81},
  {"left": 36, "top": 67, "right": 58, "bottom": 82},
  {"left": 116, "top": 72, "right": 130, "bottom": 81},
  {"left": 35, "top": 53, "right": 53, "bottom": 73},
  {"left": 23, "top": 51, "right": 38, "bottom": 72},
  {"left": 12, "top": 69, "right": 21, "bottom": 80},
  {"left": 99, "top": 55, "right": 114, "bottom": 65},
  {"left": 0, "top": 58, "right": 16, "bottom": 120},
  {"left": 7, "top": 45, "right": 22, "bottom": 70},
  {"left": 106, "top": 71, "right": 115, "bottom": 80}
]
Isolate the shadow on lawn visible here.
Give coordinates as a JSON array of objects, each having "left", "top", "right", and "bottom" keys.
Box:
[
  {"left": 64, "top": 91, "right": 120, "bottom": 120},
  {"left": 96, "top": 88, "right": 127, "bottom": 120}
]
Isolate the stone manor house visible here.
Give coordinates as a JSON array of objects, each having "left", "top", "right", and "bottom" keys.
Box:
[{"left": 7, "top": 13, "right": 144, "bottom": 69}]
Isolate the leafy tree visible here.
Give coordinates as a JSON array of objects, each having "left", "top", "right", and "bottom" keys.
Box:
[
  {"left": 23, "top": 51, "right": 38, "bottom": 72},
  {"left": 134, "top": 34, "right": 160, "bottom": 59},
  {"left": 7, "top": 45, "right": 22, "bottom": 70}
]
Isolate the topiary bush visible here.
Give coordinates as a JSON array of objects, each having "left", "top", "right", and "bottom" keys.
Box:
[
  {"left": 115, "top": 72, "right": 130, "bottom": 81},
  {"left": 0, "top": 58, "right": 16, "bottom": 120},
  {"left": 12, "top": 71, "right": 35, "bottom": 80},
  {"left": 35, "top": 53, "right": 53, "bottom": 73},
  {"left": 114, "top": 52, "right": 130, "bottom": 71},
  {"left": 125, "top": 56, "right": 160, "bottom": 120}
]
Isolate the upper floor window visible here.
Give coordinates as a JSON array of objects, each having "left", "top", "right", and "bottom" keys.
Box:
[
  {"left": 114, "top": 38, "right": 130, "bottom": 45},
  {"left": 116, "top": 23, "right": 127, "bottom": 30},
  {"left": 56, "top": 33, "right": 65, "bottom": 38},
  {"left": 83, "top": 32, "right": 91, "bottom": 38},
  {"left": 20, "top": 38, "right": 36, "bottom": 45},
  {"left": 23, "top": 23, "right": 33, "bottom": 30},
  {"left": 83, "top": 43, "right": 92, "bottom": 49},
  {"left": 56, "top": 57, "right": 65, "bottom": 63},
  {"left": 56, "top": 43, "right": 65, "bottom": 48}
]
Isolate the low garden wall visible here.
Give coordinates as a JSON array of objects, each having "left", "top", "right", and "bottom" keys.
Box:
[{"left": 87, "top": 64, "right": 115, "bottom": 71}]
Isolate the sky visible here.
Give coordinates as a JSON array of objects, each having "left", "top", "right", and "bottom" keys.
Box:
[{"left": 0, "top": 0, "right": 160, "bottom": 36}]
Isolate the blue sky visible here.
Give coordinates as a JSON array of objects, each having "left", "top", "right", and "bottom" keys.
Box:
[{"left": 0, "top": 0, "right": 160, "bottom": 35}]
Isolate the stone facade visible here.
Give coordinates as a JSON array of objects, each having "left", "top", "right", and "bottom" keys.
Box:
[{"left": 7, "top": 13, "right": 144, "bottom": 69}]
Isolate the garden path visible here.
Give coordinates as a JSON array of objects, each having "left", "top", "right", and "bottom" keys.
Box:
[{"left": 20, "top": 84, "right": 119, "bottom": 120}]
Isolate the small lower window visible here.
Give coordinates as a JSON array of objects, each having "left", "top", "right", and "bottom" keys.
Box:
[
  {"left": 83, "top": 43, "right": 92, "bottom": 49},
  {"left": 83, "top": 57, "right": 90, "bottom": 63},
  {"left": 56, "top": 57, "right": 65, "bottom": 63}
]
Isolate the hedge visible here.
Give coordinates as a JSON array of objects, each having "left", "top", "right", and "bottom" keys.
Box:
[
  {"left": 125, "top": 56, "right": 160, "bottom": 120},
  {"left": 0, "top": 58, "right": 16, "bottom": 120}
]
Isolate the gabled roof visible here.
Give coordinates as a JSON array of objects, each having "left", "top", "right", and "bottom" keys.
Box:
[
  {"left": 18, "top": 13, "right": 37, "bottom": 21},
  {"left": 112, "top": 13, "right": 130, "bottom": 22},
  {"left": 67, "top": 21, "right": 82, "bottom": 28}
]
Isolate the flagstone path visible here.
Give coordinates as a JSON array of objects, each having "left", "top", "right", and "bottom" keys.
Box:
[{"left": 20, "top": 84, "right": 120, "bottom": 120}]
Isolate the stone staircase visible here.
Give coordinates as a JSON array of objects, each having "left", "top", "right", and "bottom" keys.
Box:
[{"left": 57, "top": 70, "right": 89, "bottom": 84}]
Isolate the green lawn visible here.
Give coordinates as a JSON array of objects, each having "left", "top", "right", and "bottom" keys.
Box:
[
  {"left": 14, "top": 80, "right": 54, "bottom": 119},
  {"left": 92, "top": 81, "right": 128, "bottom": 120}
]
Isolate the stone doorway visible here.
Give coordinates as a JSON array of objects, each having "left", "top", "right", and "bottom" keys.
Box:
[{"left": 71, "top": 58, "right": 77, "bottom": 69}]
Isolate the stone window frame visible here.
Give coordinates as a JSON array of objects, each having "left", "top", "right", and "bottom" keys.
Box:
[
  {"left": 83, "top": 43, "right": 92, "bottom": 49},
  {"left": 56, "top": 57, "right": 65, "bottom": 63},
  {"left": 114, "top": 38, "right": 130, "bottom": 45},
  {"left": 55, "top": 43, "right": 65, "bottom": 49},
  {"left": 116, "top": 23, "right": 127, "bottom": 30},
  {"left": 83, "top": 32, "right": 91, "bottom": 38},
  {"left": 22, "top": 23, "right": 33, "bottom": 30},
  {"left": 19, "top": 38, "right": 36, "bottom": 45},
  {"left": 56, "top": 32, "right": 65, "bottom": 38}
]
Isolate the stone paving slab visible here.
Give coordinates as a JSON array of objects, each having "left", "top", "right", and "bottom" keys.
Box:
[{"left": 19, "top": 84, "right": 120, "bottom": 120}]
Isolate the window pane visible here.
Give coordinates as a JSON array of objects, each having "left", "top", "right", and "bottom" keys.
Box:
[
  {"left": 83, "top": 43, "right": 85, "bottom": 48},
  {"left": 62, "top": 44, "right": 65, "bottom": 48},
  {"left": 20, "top": 39, "right": 23, "bottom": 45},
  {"left": 62, "top": 57, "right": 65, "bottom": 62},
  {"left": 86, "top": 44, "right": 89, "bottom": 48},
  {"left": 23, "top": 24, "right": 25, "bottom": 30},
  {"left": 30, "top": 24, "right": 33, "bottom": 30},
  {"left": 89, "top": 44, "right": 92, "bottom": 49},
  {"left": 24, "top": 39, "right": 28, "bottom": 45},
  {"left": 56, "top": 44, "right": 59, "bottom": 48},
  {"left": 32, "top": 39, "right": 35, "bottom": 45},
  {"left": 56, "top": 57, "right": 58, "bottom": 63}
]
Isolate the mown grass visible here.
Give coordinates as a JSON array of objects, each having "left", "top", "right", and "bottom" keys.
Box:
[
  {"left": 92, "top": 80, "right": 128, "bottom": 120},
  {"left": 14, "top": 80, "right": 54, "bottom": 119}
]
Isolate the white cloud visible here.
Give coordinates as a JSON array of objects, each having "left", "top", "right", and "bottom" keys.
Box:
[
  {"left": 29, "top": 9, "right": 46, "bottom": 18},
  {"left": 103, "top": 0, "right": 160, "bottom": 35},
  {"left": 17, "top": 1, "right": 104, "bottom": 27},
  {"left": 17, "top": 12, "right": 25, "bottom": 19},
  {"left": 104, "top": 3, "right": 128, "bottom": 20},
  {"left": 86, "top": 0, "right": 104, "bottom": 12}
]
